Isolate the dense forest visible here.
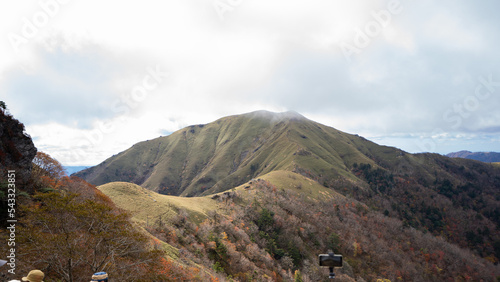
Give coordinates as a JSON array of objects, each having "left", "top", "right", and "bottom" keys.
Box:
[{"left": 142, "top": 175, "right": 499, "bottom": 281}]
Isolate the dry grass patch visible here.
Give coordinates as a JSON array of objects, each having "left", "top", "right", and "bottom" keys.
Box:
[{"left": 98, "top": 182, "right": 219, "bottom": 225}]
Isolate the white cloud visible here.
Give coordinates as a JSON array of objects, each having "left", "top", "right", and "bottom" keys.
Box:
[
  {"left": 2, "top": 0, "right": 500, "bottom": 165},
  {"left": 423, "top": 12, "right": 485, "bottom": 53}
]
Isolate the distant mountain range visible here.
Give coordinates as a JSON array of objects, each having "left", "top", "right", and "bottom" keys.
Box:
[
  {"left": 64, "top": 166, "right": 90, "bottom": 175},
  {"left": 447, "top": 150, "right": 500, "bottom": 163}
]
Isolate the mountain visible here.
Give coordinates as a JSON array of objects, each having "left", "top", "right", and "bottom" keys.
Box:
[
  {"left": 77, "top": 110, "right": 400, "bottom": 196},
  {"left": 447, "top": 150, "right": 500, "bottom": 163},
  {"left": 64, "top": 165, "right": 90, "bottom": 175},
  {"left": 76, "top": 111, "right": 500, "bottom": 281}
]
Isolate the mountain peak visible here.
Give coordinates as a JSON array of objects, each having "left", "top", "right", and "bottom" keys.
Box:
[{"left": 245, "top": 110, "right": 306, "bottom": 122}]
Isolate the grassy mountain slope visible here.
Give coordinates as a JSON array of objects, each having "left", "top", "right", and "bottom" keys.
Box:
[
  {"left": 97, "top": 170, "right": 344, "bottom": 229},
  {"left": 98, "top": 182, "right": 218, "bottom": 224},
  {"left": 77, "top": 111, "right": 381, "bottom": 196}
]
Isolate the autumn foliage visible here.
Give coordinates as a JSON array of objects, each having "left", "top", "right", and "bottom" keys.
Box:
[
  {"left": 147, "top": 178, "right": 500, "bottom": 281},
  {"left": 1, "top": 151, "right": 194, "bottom": 281}
]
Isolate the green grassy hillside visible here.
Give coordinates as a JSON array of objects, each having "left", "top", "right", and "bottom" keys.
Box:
[{"left": 77, "top": 111, "right": 382, "bottom": 196}]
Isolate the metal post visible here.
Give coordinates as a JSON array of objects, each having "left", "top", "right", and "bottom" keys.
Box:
[{"left": 329, "top": 267, "right": 335, "bottom": 279}]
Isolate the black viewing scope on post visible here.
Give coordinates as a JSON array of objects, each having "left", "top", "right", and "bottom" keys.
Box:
[{"left": 319, "top": 252, "right": 343, "bottom": 279}]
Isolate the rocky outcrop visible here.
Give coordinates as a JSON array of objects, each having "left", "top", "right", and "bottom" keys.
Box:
[{"left": 0, "top": 110, "right": 37, "bottom": 185}]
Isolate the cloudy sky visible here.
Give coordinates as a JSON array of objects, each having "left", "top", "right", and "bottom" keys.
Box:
[{"left": 1, "top": 0, "right": 500, "bottom": 166}]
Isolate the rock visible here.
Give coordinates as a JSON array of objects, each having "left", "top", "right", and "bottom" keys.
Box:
[{"left": 0, "top": 110, "right": 37, "bottom": 186}]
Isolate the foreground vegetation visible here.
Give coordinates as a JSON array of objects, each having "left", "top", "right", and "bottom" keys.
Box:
[{"left": 1, "top": 152, "right": 213, "bottom": 281}]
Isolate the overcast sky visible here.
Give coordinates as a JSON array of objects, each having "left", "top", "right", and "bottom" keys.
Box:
[{"left": 1, "top": 0, "right": 500, "bottom": 166}]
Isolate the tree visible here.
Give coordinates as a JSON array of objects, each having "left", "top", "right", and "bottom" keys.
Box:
[
  {"left": 17, "top": 191, "right": 170, "bottom": 281},
  {"left": 32, "top": 151, "right": 66, "bottom": 180},
  {"left": 327, "top": 233, "right": 341, "bottom": 253},
  {"left": 294, "top": 270, "right": 303, "bottom": 282},
  {"left": 31, "top": 152, "right": 66, "bottom": 191}
]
